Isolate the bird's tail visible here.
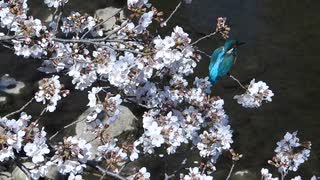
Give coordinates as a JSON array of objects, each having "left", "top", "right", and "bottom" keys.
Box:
[{"left": 209, "top": 76, "right": 216, "bottom": 85}]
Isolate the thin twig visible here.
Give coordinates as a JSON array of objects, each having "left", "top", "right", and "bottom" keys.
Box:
[
  {"left": 225, "top": 161, "right": 235, "bottom": 180},
  {"left": 0, "top": 35, "right": 23, "bottom": 41},
  {"left": 99, "top": 173, "right": 107, "bottom": 180},
  {"left": 53, "top": 12, "right": 62, "bottom": 35},
  {"left": 33, "top": 108, "right": 47, "bottom": 124},
  {"left": 280, "top": 172, "right": 287, "bottom": 180},
  {"left": 52, "top": 38, "right": 149, "bottom": 55},
  {"left": 53, "top": 20, "right": 129, "bottom": 43},
  {"left": 196, "top": 49, "right": 211, "bottom": 58},
  {"left": 103, "top": 20, "right": 129, "bottom": 40},
  {"left": 191, "top": 31, "right": 217, "bottom": 46},
  {"left": 4, "top": 98, "right": 34, "bottom": 118},
  {"left": 49, "top": 117, "right": 87, "bottom": 140},
  {"left": 229, "top": 74, "right": 246, "bottom": 90},
  {"left": 86, "top": 161, "right": 126, "bottom": 180},
  {"left": 161, "top": 1, "right": 182, "bottom": 27},
  {"left": 123, "top": 98, "right": 158, "bottom": 110},
  {"left": 98, "top": 43, "right": 151, "bottom": 55}
]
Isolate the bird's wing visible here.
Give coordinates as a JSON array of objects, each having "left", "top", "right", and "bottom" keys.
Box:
[
  {"left": 218, "top": 54, "right": 235, "bottom": 77},
  {"left": 209, "top": 47, "right": 224, "bottom": 84},
  {"left": 209, "top": 47, "right": 224, "bottom": 71}
]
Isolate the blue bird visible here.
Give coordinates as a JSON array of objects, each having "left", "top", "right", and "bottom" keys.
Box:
[{"left": 209, "top": 39, "right": 245, "bottom": 84}]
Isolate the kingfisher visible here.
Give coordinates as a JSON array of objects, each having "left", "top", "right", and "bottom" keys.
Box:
[{"left": 209, "top": 39, "right": 245, "bottom": 84}]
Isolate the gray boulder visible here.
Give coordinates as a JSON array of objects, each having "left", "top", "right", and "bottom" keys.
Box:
[
  {"left": 75, "top": 105, "right": 138, "bottom": 153},
  {"left": 0, "top": 165, "right": 12, "bottom": 180},
  {"left": 12, "top": 162, "right": 60, "bottom": 180},
  {"left": 95, "top": 7, "right": 125, "bottom": 30}
]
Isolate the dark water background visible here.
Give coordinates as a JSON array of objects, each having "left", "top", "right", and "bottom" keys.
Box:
[
  {"left": 159, "top": 0, "right": 320, "bottom": 178},
  {"left": 1, "top": 0, "right": 320, "bottom": 179}
]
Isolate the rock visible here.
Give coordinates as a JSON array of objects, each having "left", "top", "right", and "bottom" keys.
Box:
[
  {"left": 11, "top": 162, "right": 33, "bottom": 180},
  {"left": 95, "top": 7, "right": 125, "bottom": 30},
  {"left": 1, "top": 81, "right": 25, "bottom": 95},
  {"left": 231, "top": 169, "right": 258, "bottom": 180},
  {"left": 12, "top": 162, "right": 60, "bottom": 180},
  {"left": 0, "top": 96, "right": 7, "bottom": 105},
  {"left": 0, "top": 171, "right": 12, "bottom": 180},
  {"left": 45, "top": 164, "right": 60, "bottom": 180},
  {"left": 0, "top": 74, "right": 17, "bottom": 88},
  {"left": 75, "top": 105, "right": 138, "bottom": 153},
  {"left": 0, "top": 165, "right": 12, "bottom": 180},
  {"left": 0, "top": 74, "right": 25, "bottom": 95}
]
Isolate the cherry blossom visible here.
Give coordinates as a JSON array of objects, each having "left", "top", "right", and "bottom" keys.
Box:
[
  {"left": 268, "top": 131, "right": 311, "bottom": 174},
  {"left": 96, "top": 139, "right": 127, "bottom": 173},
  {"left": 234, "top": 79, "right": 274, "bottom": 108},
  {"left": 261, "top": 168, "right": 279, "bottom": 180},
  {"left": 44, "top": 0, "right": 68, "bottom": 8},
  {"left": 132, "top": 167, "right": 151, "bottom": 180},
  {"left": 35, "top": 75, "right": 69, "bottom": 112},
  {"left": 51, "top": 136, "right": 92, "bottom": 179},
  {"left": 180, "top": 167, "right": 213, "bottom": 180},
  {"left": 23, "top": 127, "right": 50, "bottom": 164}
]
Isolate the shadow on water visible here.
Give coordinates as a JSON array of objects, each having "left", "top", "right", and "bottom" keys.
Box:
[{"left": 0, "top": 0, "right": 320, "bottom": 179}]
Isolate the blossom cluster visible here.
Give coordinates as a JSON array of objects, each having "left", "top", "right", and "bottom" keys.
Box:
[
  {"left": 234, "top": 79, "right": 274, "bottom": 108},
  {"left": 127, "top": 0, "right": 151, "bottom": 9},
  {"left": 51, "top": 136, "right": 92, "bottom": 179},
  {"left": 61, "top": 11, "right": 103, "bottom": 36},
  {"left": 131, "top": 76, "right": 232, "bottom": 172},
  {"left": 261, "top": 168, "right": 279, "bottom": 180},
  {"left": 180, "top": 167, "right": 213, "bottom": 180},
  {"left": 44, "top": 0, "right": 68, "bottom": 9},
  {"left": 0, "top": 113, "right": 52, "bottom": 179},
  {"left": 131, "top": 167, "right": 151, "bottom": 180},
  {"left": 261, "top": 132, "right": 313, "bottom": 180},
  {"left": 86, "top": 87, "right": 122, "bottom": 127},
  {"left": 268, "top": 131, "right": 311, "bottom": 174},
  {"left": 0, "top": 0, "right": 28, "bottom": 31},
  {"left": 35, "top": 75, "right": 69, "bottom": 112},
  {"left": 96, "top": 138, "right": 127, "bottom": 173}
]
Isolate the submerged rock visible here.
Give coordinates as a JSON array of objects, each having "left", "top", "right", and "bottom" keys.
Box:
[
  {"left": 231, "top": 169, "right": 258, "bottom": 180},
  {"left": 0, "top": 74, "right": 25, "bottom": 95},
  {"left": 0, "top": 96, "right": 7, "bottom": 105},
  {"left": 0, "top": 74, "right": 17, "bottom": 88}
]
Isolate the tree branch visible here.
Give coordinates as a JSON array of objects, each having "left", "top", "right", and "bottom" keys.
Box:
[
  {"left": 4, "top": 97, "right": 34, "bottom": 118},
  {"left": 161, "top": 1, "right": 182, "bottom": 27},
  {"left": 49, "top": 116, "right": 87, "bottom": 141},
  {"left": 229, "top": 74, "right": 246, "bottom": 90},
  {"left": 191, "top": 31, "right": 217, "bottom": 46},
  {"left": 225, "top": 161, "right": 235, "bottom": 180},
  {"left": 86, "top": 161, "right": 126, "bottom": 180}
]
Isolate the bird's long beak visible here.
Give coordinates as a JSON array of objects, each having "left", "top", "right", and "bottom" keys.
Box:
[{"left": 236, "top": 41, "right": 246, "bottom": 46}]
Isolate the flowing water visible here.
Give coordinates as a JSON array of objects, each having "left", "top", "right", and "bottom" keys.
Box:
[{"left": 1, "top": 0, "right": 320, "bottom": 179}]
